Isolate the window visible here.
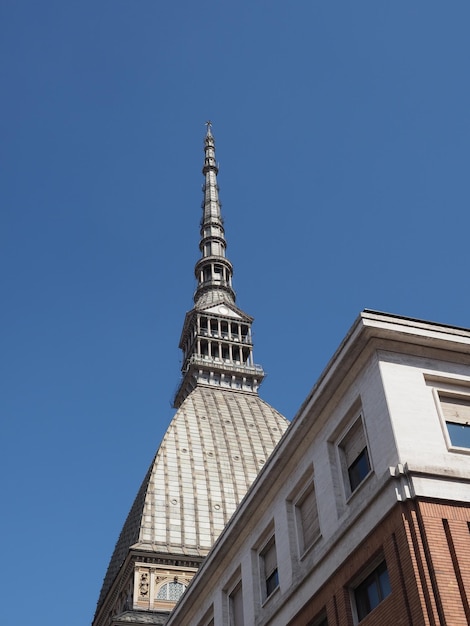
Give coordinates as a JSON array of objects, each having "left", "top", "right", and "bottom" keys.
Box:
[
  {"left": 348, "top": 448, "right": 370, "bottom": 492},
  {"left": 156, "top": 581, "right": 186, "bottom": 601},
  {"left": 229, "top": 582, "right": 244, "bottom": 626},
  {"left": 260, "top": 538, "right": 279, "bottom": 600},
  {"left": 308, "top": 612, "right": 328, "bottom": 626},
  {"left": 340, "top": 417, "right": 371, "bottom": 495},
  {"left": 214, "top": 264, "right": 223, "bottom": 280},
  {"left": 354, "top": 560, "right": 391, "bottom": 621},
  {"left": 197, "top": 608, "right": 214, "bottom": 626},
  {"left": 295, "top": 483, "right": 320, "bottom": 554},
  {"left": 440, "top": 393, "right": 470, "bottom": 448}
]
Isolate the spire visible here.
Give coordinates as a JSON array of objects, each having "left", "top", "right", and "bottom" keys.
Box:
[
  {"left": 92, "top": 125, "right": 290, "bottom": 626},
  {"left": 173, "top": 124, "right": 265, "bottom": 408},
  {"left": 194, "top": 121, "right": 235, "bottom": 307}
]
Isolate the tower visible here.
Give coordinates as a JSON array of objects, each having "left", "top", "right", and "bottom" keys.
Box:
[
  {"left": 92, "top": 125, "right": 289, "bottom": 626},
  {"left": 174, "top": 121, "right": 265, "bottom": 407}
]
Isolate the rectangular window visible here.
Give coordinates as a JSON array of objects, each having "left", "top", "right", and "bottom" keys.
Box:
[
  {"left": 295, "top": 483, "right": 320, "bottom": 554},
  {"left": 229, "top": 582, "right": 244, "bottom": 626},
  {"left": 440, "top": 393, "right": 470, "bottom": 448},
  {"left": 340, "top": 417, "right": 371, "bottom": 495},
  {"left": 354, "top": 560, "right": 391, "bottom": 621},
  {"left": 260, "top": 538, "right": 279, "bottom": 600},
  {"left": 308, "top": 611, "right": 328, "bottom": 626},
  {"left": 348, "top": 447, "right": 370, "bottom": 492}
]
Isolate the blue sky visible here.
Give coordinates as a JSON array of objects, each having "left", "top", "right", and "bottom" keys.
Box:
[{"left": 2, "top": 2, "right": 470, "bottom": 624}]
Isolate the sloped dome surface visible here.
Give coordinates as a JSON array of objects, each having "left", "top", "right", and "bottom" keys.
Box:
[
  {"left": 194, "top": 288, "right": 235, "bottom": 309},
  {"left": 97, "top": 386, "right": 289, "bottom": 610}
]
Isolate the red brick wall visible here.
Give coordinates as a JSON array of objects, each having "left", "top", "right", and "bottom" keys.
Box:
[
  {"left": 415, "top": 500, "right": 470, "bottom": 625},
  {"left": 289, "top": 499, "right": 470, "bottom": 626}
]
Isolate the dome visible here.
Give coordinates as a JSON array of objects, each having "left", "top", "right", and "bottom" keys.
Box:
[{"left": 96, "top": 386, "right": 289, "bottom": 613}]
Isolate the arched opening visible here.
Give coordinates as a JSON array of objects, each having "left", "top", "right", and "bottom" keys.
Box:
[{"left": 156, "top": 581, "right": 186, "bottom": 602}]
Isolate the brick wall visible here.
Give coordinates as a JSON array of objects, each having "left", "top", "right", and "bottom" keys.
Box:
[{"left": 289, "top": 499, "right": 470, "bottom": 626}]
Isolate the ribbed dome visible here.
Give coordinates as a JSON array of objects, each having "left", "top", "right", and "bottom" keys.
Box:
[
  {"left": 97, "top": 386, "right": 289, "bottom": 611},
  {"left": 194, "top": 289, "right": 235, "bottom": 309}
]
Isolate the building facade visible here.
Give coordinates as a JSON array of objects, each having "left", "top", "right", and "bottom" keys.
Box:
[
  {"left": 165, "top": 311, "right": 470, "bottom": 626},
  {"left": 92, "top": 125, "right": 289, "bottom": 626},
  {"left": 93, "top": 127, "right": 470, "bottom": 625}
]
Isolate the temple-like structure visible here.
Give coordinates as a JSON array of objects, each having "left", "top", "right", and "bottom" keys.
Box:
[{"left": 92, "top": 125, "right": 289, "bottom": 626}]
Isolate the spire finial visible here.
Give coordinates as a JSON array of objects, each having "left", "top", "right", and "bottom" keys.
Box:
[{"left": 205, "top": 120, "right": 213, "bottom": 136}]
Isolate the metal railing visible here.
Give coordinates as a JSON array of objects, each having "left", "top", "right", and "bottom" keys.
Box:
[{"left": 183, "top": 354, "right": 264, "bottom": 376}]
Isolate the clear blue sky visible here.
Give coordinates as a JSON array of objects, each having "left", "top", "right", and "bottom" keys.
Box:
[{"left": 2, "top": 2, "right": 470, "bottom": 624}]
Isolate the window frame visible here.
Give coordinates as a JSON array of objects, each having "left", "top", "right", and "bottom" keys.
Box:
[
  {"left": 197, "top": 607, "right": 214, "bottom": 626},
  {"left": 347, "top": 446, "right": 371, "bottom": 492},
  {"left": 294, "top": 480, "right": 321, "bottom": 557},
  {"left": 434, "top": 387, "right": 470, "bottom": 454},
  {"left": 307, "top": 610, "right": 328, "bottom": 626},
  {"left": 228, "top": 580, "right": 244, "bottom": 626},
  {"left": 352, "top": 558, "right": 391, "bottom": 623},
  {"left": 338, "top": 414, "right": 372, "bottom": 498},
  {"left": 155, "top": 580, "right": 187, "bottom": 602},
  {"left": 259, "top": 536, "right": 279, "bottom": 602}
]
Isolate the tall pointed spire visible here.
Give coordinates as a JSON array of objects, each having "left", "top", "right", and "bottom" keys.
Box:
[
  {"left": 173, "top": 123, "right": 265, "bottom": 408},
  {"left": 194, "top": 121, "right": 235, "bottom": 307}
]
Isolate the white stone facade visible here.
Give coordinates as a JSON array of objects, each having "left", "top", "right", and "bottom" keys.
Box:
[{"left": 166, "top": 311, "right": 470, "bottom": 625}]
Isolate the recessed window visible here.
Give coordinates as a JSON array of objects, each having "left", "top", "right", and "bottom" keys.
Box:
[
  {"left": 354, "top": 560, "right": 391, "bottom": 621},
  {"left": 197, "top": 609, "right": 214, "bottom": 626},
  {"left": 439, "top": 393, "right": 470, "bottom": 449},
  {"left": 295, "top": 483, "right": 320, "bottom": 554},
  {"left": 260, "top": 538, "right": 279, "bottom": 600},
  {"left": 348, "top": 447, "right": 370, "bottom": 492},
  {"left": 229, "top": 582, "right": 244, "bottom": 626},
  {"left": 308, "top": 612, "right": 328, "bottom": 626},
  {"left": 339, "top": 417, "right": 371, "bottom": 496}
]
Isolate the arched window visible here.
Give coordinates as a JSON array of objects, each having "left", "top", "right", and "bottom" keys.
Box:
[{"left": 156, "top": 581, "right": 186, "bottom": 601}]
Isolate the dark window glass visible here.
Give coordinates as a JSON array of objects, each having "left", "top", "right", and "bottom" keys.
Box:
[
  {"left": 348, "top": 447, "right": 370, "bottom": 491},
  {"left": 266, "top": 569, "right": 279, "bottom": 597},
  {"left": 447, "top": 422, "right": 470, "bottom": 448},
  {"left": 355, "top": 560, "right": 391, "bottom": 621},
  {"left": 261, "top": 539, "right": 279, "bottom": 599},
  {"left": 308, "top": 613, "right": 328, "bottom": 626}
]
